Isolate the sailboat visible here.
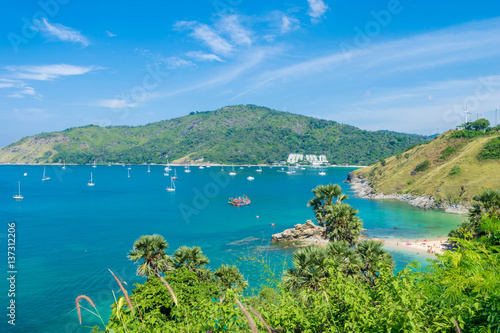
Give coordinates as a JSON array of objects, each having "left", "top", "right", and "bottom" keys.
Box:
[
  {"left": 221, "top": 166, "right": 224, "bottom": 172},
  {"left": 147, "top": 165, "right": 151, "bottom": 173},
  {"left": 184, "top": 165, "right": 191, "bottom": 173},
  {"left": 62, "top": 160, "right": 66, "bottom": 170},
  {"left": 319, "top": 168, "right": 326, "bottom": 176},
  {"left": 127, "top": 168, "right": 131, "bottom": 178},
  {"left": 172, "top": 169, "right": 178, "bottom": 180},
  {"left": 13, "top": 181, "right": 23, "bottom": 200},
  {"left": 256, "top": 165, "right": 262, "bottom": 172},
  {"left": 23, "top": 172, "right": 27, "bottom": 176},
  {"left": 92, "top": 160, "right": 97, "bottom": 168},
  {"left": 286, "top": 166, "right": 293, "bottom": 174},
  {"left": 165, "top": 158, "right": 171, "bottom": 171},
  {"left": 87, "top": 172, "right": 95, "bottom": 186},
  {"left": 42, "top": 166, "right": 51, "bottom": 181},
  {"left": 199, "top": 165, "right": 205, "bottom": 169},
  {"left": 229, "top": 165, "right": 236, "bottom": 176},
  {"left": 247, "top": 176, "right": 254, "bottom": 181},
  {"left": 166, "top": 177, "right": 176, "bottom": 192}
]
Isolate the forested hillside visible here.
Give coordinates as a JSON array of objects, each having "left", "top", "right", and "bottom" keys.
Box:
[{"left": 0, "top": 105, "right": 428, "bottom": 165}]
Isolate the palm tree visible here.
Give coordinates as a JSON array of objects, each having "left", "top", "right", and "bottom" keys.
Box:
[
  {"left": 324, "top": 203, "right": 363, "bottom": 246},
  {"left": 128, "top": 234, "right": 174, "bottom": 277},
  {"left": 173, "top": 246, "right": 210, "bottom": 272},
  {"left": 327, "top": 241, "right": 362, "bottom": 279},
  {"left": 356, "top": 240, "right": 393, "bottom": 285},
  {"left": 214, "top": 264, "right": 248, "bottom": 291},
  {"left": 308, "top": 184, "right": 348, "bottom": 226},
  {"left": 283, "top": 246, "right": 333, "bottom": 291}
]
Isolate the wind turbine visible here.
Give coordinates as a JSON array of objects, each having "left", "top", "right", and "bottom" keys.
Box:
[{"left": 464, "top": 104, "right": 471, "bottom": 124}]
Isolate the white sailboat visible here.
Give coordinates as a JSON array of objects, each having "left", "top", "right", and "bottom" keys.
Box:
[
  {"left": 92, "top": 160, "right": 97, "bottom": 168},
  {"left": 42, "top": 166, "right": 50, "bottom": 181},
  {"left": 172, "top": 169, "right": 178, "bottom": 180},
  {"left": 62, "top": 160, "right": 66, "bottom": 170},
  {"left": 87, "top": 172, "right": 95, "bottom": 186},
  {"left": 256, "top": 166, "right": 262, "bottom": 172},
  {"left": 127, "top": 168, "right": 131, "bottom": 178},
  {"left": 13, "top": 181, "right": 23, "bottom": 200},
  {"left": 199, "top": 165, "right": 205, "bottom": 169},
  {"left": 286, "top": 166, "right": 293, "bottom": 174},
  {"left": 221, "top": 166, "right": 224, "bottom": 172},
  {"left": 184, "top": 165, "right": 191, "bottom": 173},
  {"left": 23, "top": 172, "right": 27, "bottom": 176},
  {"left": 165, "top": 158, "right": 171, "bottom": 171},
  {"left": 166, "top": 177, "right": 176, "bottom": 192},
  {"left": 319, "top": 168, "right": 326, "bottom": 176},
  {"left": 147, "top": 165, "right": 151, "bottom": 173},
  {"left": 247, "top": 176, "right": 254, "bottom": 181},
  {"left": 229, "top": 165, "right": 236, "bottom": 176}
]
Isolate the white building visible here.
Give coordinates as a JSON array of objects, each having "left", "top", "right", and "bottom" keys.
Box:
[{"left": 287, "top": 153, "right": 328, "bottom": 165}]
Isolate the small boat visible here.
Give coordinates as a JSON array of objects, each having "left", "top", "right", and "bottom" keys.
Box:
[
  {"left": 23, "top": 172, "right": 27, "bottom": 177},
  {"left": 127, "top": 168, "right": 131, "bottom": 178},
  {"left": 172, "top": 169, "right": 178, "bottom": 180},
  {"left": 221, "top": 166, "right": 224, "bottom": 172},
  {"left": 229, "top": 165, "right": 236, "bottom": 176},
  {"left": 300, "top": 167, "right": 306, "bottom": 170},
  {"left": 319, "top": 168, "right": 326, "bottom": 176},
  {"left": 87, "top": 172, "right": 95, "bottom": 186},
  {"left": 62, "top": 160, "right": 66, "bottom": 170},
  {"left": 13, "top": 181, "right": 23, "bottom": 200},
  {"left": 286, "top": 166, "right": 293, "bottom": 175},
  {"left": 92, "top": 160, "right": 97, "bottom": 168},
  {"left": 42, "top": 166, "right": 50, "bottom": 181},
  {"left": 184, "top": 165, "right": 191, "bottom": 173},
  {"left": 239, "top": 166, "right": 244, "bottom": 169},
  {"left": 228, "top": 195, "right": 251, "bottom": 207},
  {"left": 199, "top": 166, "right": 205, "bottom": 169},
  {"left": 256, "top": 166, "right": 262, "bottom": 172},
  {"left": 247, "top": 176, "right": 254, "bottom": 181},
  {"left": 147, "top": 165, "right": 151, "bottom": 173},
  {"left": 166, "top": 177, "right": 176, "bottom": 192},
  {"left": 108, "top": 163, "right": 111, "bottom": 167}
]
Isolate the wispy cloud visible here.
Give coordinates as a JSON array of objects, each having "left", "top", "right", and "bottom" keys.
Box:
[
  {"left": 5, "top": 64, "right": 99, "bottom": 81},
  {"left": 281, "top": 15, "right": 300, "bottom": 33},
  {"left": 217, "top": 15, "right": 252, "bottom": 46},
  {"left": 185, "top": 51, "right": 224, "bottom": 62},
  {"left": 307, "top": 0, "right": 329, "bottom": 22},
  {"left": 34, "top": 18, "right": 89, "bottom": 47},
  {"left": 174, "top": 21, "right": 233, "bottom": 56},
  {"left": 106, "top": 30, "right": 117, "bottom": 37},
  {"left": 95, "top": 99, "right": 137, "bottom": 108},
  {"left": 0, "top": 79, "right": 40, "bottom": 99},
  {"left": 162, "top": 57, "right": 195, "bottom": 69}
]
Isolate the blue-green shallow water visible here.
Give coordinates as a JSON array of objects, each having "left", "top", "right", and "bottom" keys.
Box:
[{"left": 0, "top": 165, "right": 464, "bottom": 332}]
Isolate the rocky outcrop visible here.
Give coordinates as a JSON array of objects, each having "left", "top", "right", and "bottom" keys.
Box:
[
  {"left": 346, "top": 173, "right": 469, "bottom": 214},
  {"left": 271, "top": 220, "right": 328, "bottom": 246}
]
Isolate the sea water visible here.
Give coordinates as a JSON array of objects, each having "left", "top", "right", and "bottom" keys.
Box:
[{"left": 0, "top": 165, "right": 463, "bottom": 332}]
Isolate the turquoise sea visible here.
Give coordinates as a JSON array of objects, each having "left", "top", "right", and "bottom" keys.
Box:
[{"left": 0, "top": 165, "right": 463, "bottom": 333}]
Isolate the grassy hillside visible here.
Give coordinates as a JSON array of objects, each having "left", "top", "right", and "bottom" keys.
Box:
[
  {"left": 0, "top": 105, "right": 428, "bottom": 165},
  {"left": 352, "top": 129, "right": 500, "bottom": 204}
]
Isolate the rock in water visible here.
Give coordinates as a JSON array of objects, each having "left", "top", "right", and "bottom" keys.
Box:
[{"left": 271, "top": 220, "right": 327, "bottom": 246}]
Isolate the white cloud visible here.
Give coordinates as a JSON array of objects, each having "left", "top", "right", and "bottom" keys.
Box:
[
  {"left": 174, "top": 21, "right": 233, "bottom": 55},
  {"left": 106, "top": 30, "right": 117, "bottom": 37},
  {"left": 163, "top": 57, "right": 195, "bottom": 69},
  {"left": 95, "top": 99, "right": 137, "bottom": 108},
  {"left": 185, "top": 51, "right": 224, "bottom": 62},
  {"left": 281, "top": 15, "right": 300, "bottom": 33},
  {"left": 0, "top": 83, "right": 14, "bottom": 88},
  {"left": 34, "top": 18, "right": 89, "bottom": 47},
  {"left": 307, "top": 0, "right": 329, "bottom": 22},
  {"left": 217, "top": 15, "right": 252, "bottom": 46},
  {"left": 6, "top": 64, "right": 98, "bottom": 81}
]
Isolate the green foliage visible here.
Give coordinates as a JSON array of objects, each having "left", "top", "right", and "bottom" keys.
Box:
[
  {"left": 450, "top": 129, "right": 487, "bottom": 139},
  {"left": 7, "top": 105, "right": 428, "bottom": 165},
  {"left": 379, "top": 158, "right": 386, "bottom": 166},
  {"left": 440, "top": 146, "right": 456, "bottom": 160},
  {"left": 471, "top": 118, "right": 490, "bottom": 131},
  {"left": 478, "top": 137, "right": 500, "bottom": 160},
  {"left": 414, "top": 160, "right": 431, "bottom": 173},
  {"left": 449, "top": 165, "right": 462, "bottom": 176}
]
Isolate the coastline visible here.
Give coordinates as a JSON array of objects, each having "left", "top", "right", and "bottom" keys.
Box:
[
  {"left": 346, "top": 173, "right": 470, "bottom": 215},
  {"left": 0, "top": 163, "right": 367, "bottom": 168}
]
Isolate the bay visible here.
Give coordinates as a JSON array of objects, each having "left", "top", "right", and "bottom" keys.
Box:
[{"left": 0, "top": 165, "right": 463, "bottom": 332}]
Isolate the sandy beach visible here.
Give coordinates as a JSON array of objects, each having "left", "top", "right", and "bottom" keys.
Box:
[{"left": 372, "top": 237, "right": 450, "bottom": 256}]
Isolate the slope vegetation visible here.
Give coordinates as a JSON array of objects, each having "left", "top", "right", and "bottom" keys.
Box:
[
  {"left": 352, "top": 129, "right": 500, "bottom": 204},
  {"left": 0, "top": 105, "right": 427, "bottom": 165}
]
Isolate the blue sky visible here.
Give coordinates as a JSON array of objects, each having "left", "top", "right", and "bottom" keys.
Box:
[{"left": 1, "top": 0, "right": 500, "bottom": 146}]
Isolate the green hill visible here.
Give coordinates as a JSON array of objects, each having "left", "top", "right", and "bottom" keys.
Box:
[
  {"left": 351, "top": 128, "right": 500, "bottom": 204},
  {"left": 0, "top": 105, "right": 428, "bottom": 165}
]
